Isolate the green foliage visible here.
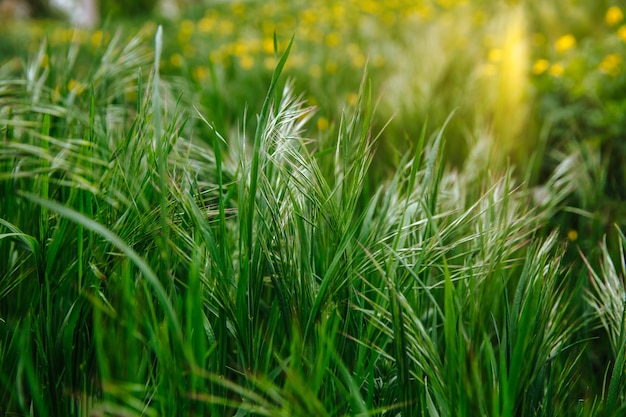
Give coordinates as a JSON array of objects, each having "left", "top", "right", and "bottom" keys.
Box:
[
  {"left": 0, "top": 4, "right": 626, "bottom": 416},
  {"left": 100, "top": 0, "right": 158, "bottom": 18},
  {"left": 530, "top": 4, "right": 626, "bottom": 258}
]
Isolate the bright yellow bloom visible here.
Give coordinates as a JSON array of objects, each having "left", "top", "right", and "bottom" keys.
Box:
[
  {"left": 347, "top": 92, "right": 358, "bottom": 106},
  {"left": 488, "top": 48, "right": 502, "bottom": 62},
  {"left": 605, "top": 6, "right": 624, "bottom": 26},
  {"left": 198, "top": 17, "right": 214, "bottom": 33},
  {"left": 180, "top": 19, "right": 195, "bottom": 36},
  {"left": 317, "top": 116, "right": 329, "bottom": 131},
  {"left": 532, "top": 59, "right": 549, "bottom": 75},
  {"left": 169, "top": 53, "right": 183, "bottom": 68},
  {"left": 91, "top": 30, "right": 103, "bottom": 47},
  {"left": 231, "top": 2, "right": 245, "bottom": 16},
  {"left": 67, "top": 79, "right": 85, "bottom": 95},
  {"left": 555, "top": 34, "right": 576, "bottom": 53},
  {"left": 567, "top": 229, "right": 578, "bottom": 242},
  {"left": 599, "top": 53, "right": 621, "bottom": 76},
  {"left": 239, "top": 55, "right": 254, "bottom": 70},
  {"left": 192, "top": 66, "right": 209, "bottom": 81},
  {"left": 325, "top": 32, "right": 340, "bottom": 47},
  {"left": 549, "top": 63, "right": 564, "bottom": 77},
  {"left": 618, "top": 25, "right": 626, "bottom": 43}
]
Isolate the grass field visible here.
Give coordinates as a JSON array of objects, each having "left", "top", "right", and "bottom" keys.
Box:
[{"left": 1, "top": 1, "right": 626, "bottom": 416}]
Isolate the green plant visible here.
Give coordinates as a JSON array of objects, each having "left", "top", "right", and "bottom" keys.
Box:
[{"left": 0, "top": 20, "right": 625, "bottom": 417}]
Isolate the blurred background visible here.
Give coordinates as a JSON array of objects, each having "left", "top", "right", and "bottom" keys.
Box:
[{"left": 1, "top": 0, "right": 625, "bottom": 254}]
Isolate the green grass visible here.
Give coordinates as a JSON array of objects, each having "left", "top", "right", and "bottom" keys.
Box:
[{"left": 0, "top": 18, "right": 625, "bottom": 417}]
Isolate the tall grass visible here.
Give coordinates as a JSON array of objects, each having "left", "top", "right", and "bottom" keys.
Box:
[{"left": 1, "top": 27, "right": 624, "bottom": 416}]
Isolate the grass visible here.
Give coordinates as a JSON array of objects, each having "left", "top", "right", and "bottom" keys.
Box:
[{"left": 0, "top": 9, "right": 625, "bottom": 417}]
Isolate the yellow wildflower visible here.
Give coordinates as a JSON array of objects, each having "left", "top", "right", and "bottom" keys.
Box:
[
  {"left": 532, "top": 59, "right": 549, "bottom": 75},
  {"left": 317, "top": 117, "right": 329, "bottom": 131},
  {"left": 549, "top": 63, "right": 564, "bottom": 77},
  {"left": 179, "top": 19, "right": 195, "bottom": 36},
  {"left": 192, "top": 66, "right": 209, "bottom": 81},
  {"left": 488, "top": 48, "right": 502, "bottom": 63},
  {"left": 567, "top": 229, "right": 578, "bottom": 242},
  {"left": 325, "top": 32, "right": 340, "bottom": 47},
  {"left": 67, "top": 79, "right": 85, "bottom": 95},
  {"left": 347, "top": 92, "right": 359, "bottom": 106},
  {"left": 198, "top": 17, "right": 214, "bottom": 33},
  {"left": 239, "top": 55, "right": 254, "bottom": 70},
  {"left": 325, "top": 61, "right": 338, "bottom": 74},
  {"left": 618, "top": 25, "right": 626, "bottom": 43},
  {"left": 91, "top": 30, "right": 103, "bottom": 47},
  {"left": 599, "top": 54, "right": 621, "bottom": 76},
  {"left": 605, "top": 6, "right": 624, "bottom": 26},
  {"left": 169, "top": 54, "right": 183, "bottom": 68},
  {"left": 555, "top": 34, "right": 576, "bottom": 53}
]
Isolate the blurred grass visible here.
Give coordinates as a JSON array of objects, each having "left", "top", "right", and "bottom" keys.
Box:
[{"left": 1, "top": 0, "right": 626, "bottom": 415}]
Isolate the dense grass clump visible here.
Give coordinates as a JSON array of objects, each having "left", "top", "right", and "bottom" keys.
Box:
[{"left": 1, "top": 27, "right": 625, "bottom": 416}]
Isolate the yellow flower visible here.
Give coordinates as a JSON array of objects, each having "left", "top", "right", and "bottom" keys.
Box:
[
  {"left": 192, "top": 66, "right": 209, "bottom": 81},
  {"left": 488, "top": 48, "right": 502, "bottom": 63},
  {"left": 599, "top": 53, "right": 621, "bottom": 76},
  {"left": 532, "top": 59, "right": 550, "bottom": 75},
  {"left": 169, "top": 53, "right": 183, "bottom": 68},
  {"left": 239, "top": 55, "right": 254, "bottom": 70},
  {"left": 605, "top": 6, "right": 624, "bottom": 26},
  {"left": 325, "top": 32, "right": 340, "bottom": 47},
  {"left": 67, "top": 79, "right": 85, "bottom": 95},
  {"left": 179, "top": 19, "right": 195, "bottom": 36},
  {"left": 618, "top": 25, "right": 626, "bottom": 43},
  {"left": 91, "top": 30, "right": 103, "bottom": 47},
  {"left": 317, "top": 116, "right": 329, "bottom": 131},
  {"left": 567, "top": 229, "right": 578, "bottom": 242},
  {"left": 52, "top": 86, "right": 61, "bottom": 103},
  {"left": 198, "top": 17, "right": 214, "bottom": 33},
  {"left": 262, "top": 38, "right": 275, "bottom": 54},
  {"left": 325, "top": 61, "right": 338, "bottom": 74},
  {"left": 549, "top": 63, "right": 564, "bottom": 77},
  {"left": 555, "top": 34, "right": 576, "bottom": 53},
  {"left": 347, "top": 92, "right": 358, "bottom": 106},
  {"left": 231, "top": 2, "right": 245, "bottom": 15}
]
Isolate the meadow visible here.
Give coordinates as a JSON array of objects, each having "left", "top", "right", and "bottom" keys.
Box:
[{"left": 1, "top": 0, "right": 626, "bottom": 415}]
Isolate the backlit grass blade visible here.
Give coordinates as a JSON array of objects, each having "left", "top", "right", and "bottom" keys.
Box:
[{"left": 18, "top": 191, "right": 187, "bottom": 360}]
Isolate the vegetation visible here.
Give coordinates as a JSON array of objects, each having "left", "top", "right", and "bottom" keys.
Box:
[{"left": 1, "top": 1, "right": 625, "bottom": 416}]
